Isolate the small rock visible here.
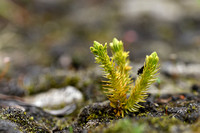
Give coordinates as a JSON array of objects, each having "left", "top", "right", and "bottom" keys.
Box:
[
  {"left": 162, "top": 62, "right": 200, "bottom": 78},
  {"left": 0, "top": 79, "right": 25, "bottom": 97},
  {"left": 120, "top": 0, "right": 183, "bottom": 22},
  {"left": 59, "top": 54, "right": 72, "bottom": 68},
  {"left": 45, "top": 104, "right": 76, "bottom": 116},
  {"left": 0, "top": 119, "right": 22, "bottom": 133},
  {"left": 0, "top": 107, "right": 50, "bottom": 132},
  {"left": 26, "top": 86, "right": 83, "bottom": 108},
  {"left": 0, "top": 97, "right": 56, "bottom": 130},
  {"left": 191, "top": 84, "right": 200, "bottom": 93}
]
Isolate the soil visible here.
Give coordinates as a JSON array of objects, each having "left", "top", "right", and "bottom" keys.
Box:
[
  {"left": 69, "top": 93, "right": 200, "bottom": 132},
  {"left": 1, "top": 90, "right": 200, "bottom": 132}
]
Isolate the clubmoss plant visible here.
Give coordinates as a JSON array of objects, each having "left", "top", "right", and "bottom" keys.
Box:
[{"left": 90, "top": 38, "right": 160, "bottom": 117}]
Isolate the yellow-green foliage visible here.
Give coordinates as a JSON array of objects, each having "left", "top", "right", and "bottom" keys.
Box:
[{"left": 90, "top": 38, "right": 159, "bottom": 117}]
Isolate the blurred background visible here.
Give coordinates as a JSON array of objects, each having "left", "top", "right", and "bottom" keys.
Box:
[
  {"left": 0, "top": 0, "right": 200, "bottom": 103},
  {"left": 1, "top": 0, "right": 200, "bottom": 68}
]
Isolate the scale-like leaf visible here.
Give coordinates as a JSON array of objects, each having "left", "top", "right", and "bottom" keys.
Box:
[{"left": 90, "top": 38, "right": 160, "bottom": 117}]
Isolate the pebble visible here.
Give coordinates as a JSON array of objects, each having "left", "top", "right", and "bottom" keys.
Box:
[
  {"left": 162, "top": 62, "right": 200, "bottom": 78},
  {"left": 25, "top": 86, "right": 83, "bottom": 108}
]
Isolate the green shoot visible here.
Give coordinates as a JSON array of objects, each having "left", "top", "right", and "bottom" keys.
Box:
[{"left": 90, "top": 38, "right": 159, "bottom": 117}]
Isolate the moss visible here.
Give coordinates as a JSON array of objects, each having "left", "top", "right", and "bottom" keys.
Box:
[
  {"left": 76, "top": 101, "right": 117, "bottom": 129},
  {"left": 100, "top": 115, "right": 187, "bottom": 133},
  {"left": 55, "top": 118, "right": 71, "bottom": 130},
  {"left": 137, "top": 112, "right": 149, "bottom": 117},
  {"left": 191, "top": 119, "right": 200, "bottom": 132},
  {"left": 25, "top": 73, "right": 80, "bottom": 95},
  {"left": 85, "top": 110, "right": 116, "bottom": 126},
  {"left": 0, "top": 107, "right": 50, "bottom": 132},
  {"left": 147, "top": 116, "right": 187, "bottom": 132},
  {"left": 102, "top": 118, "right": 145, "bottom": 133},
  {"left": 86, "top": 114, "right": 98, "bottom": 121},
  {"left": 44, "top": 102, "right": 67, "bottom": 110}
]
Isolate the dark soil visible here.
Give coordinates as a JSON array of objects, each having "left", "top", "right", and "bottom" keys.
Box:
[
  {"left": 1, "top": 84, "right": 200, "bottom": 133},
  {"left": 62, "top": 93, "right": 200, "bottom": 132}
]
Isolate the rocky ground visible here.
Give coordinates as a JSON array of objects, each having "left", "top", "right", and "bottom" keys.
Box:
[{"left": 0, "top": 64, "right": 200, "bottom": 132}]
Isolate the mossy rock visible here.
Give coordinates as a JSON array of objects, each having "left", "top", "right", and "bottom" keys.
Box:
[{"left": 0, "top": 107, "right": 50, "bottom": 132}]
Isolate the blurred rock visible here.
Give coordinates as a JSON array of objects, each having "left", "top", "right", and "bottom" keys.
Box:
[
  {"left": 162, "top": 62, "right": 200, "bottom": 78},
  {"left": 191, "top": 84, "right": 200, "bottom": 93},
  {"left": 0, "top": 107, "right": 50, "bottom": 132},
  {"left": 59, "top": 54, "right": 72, "bottom": 68},
  {"left": 0, "top": 97, "right": 56, "bottom": 130},
  {"left": 120, "top": 0, "right": 183, "bottom": 22},
  {"left": 0, "top": 119, "right": 22, "bottom": 133},
  {"left": 0, "top": 79, "right": 25, "bottom": 97},
  {"left": 26, "top": 86, "right": 83, "bottom": 108},
  {"left": 45, "top": 104, "right": 76, "bottom": 117},
  {"left": 148, "top": 41, "right": 172, "bottom": 60}
]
